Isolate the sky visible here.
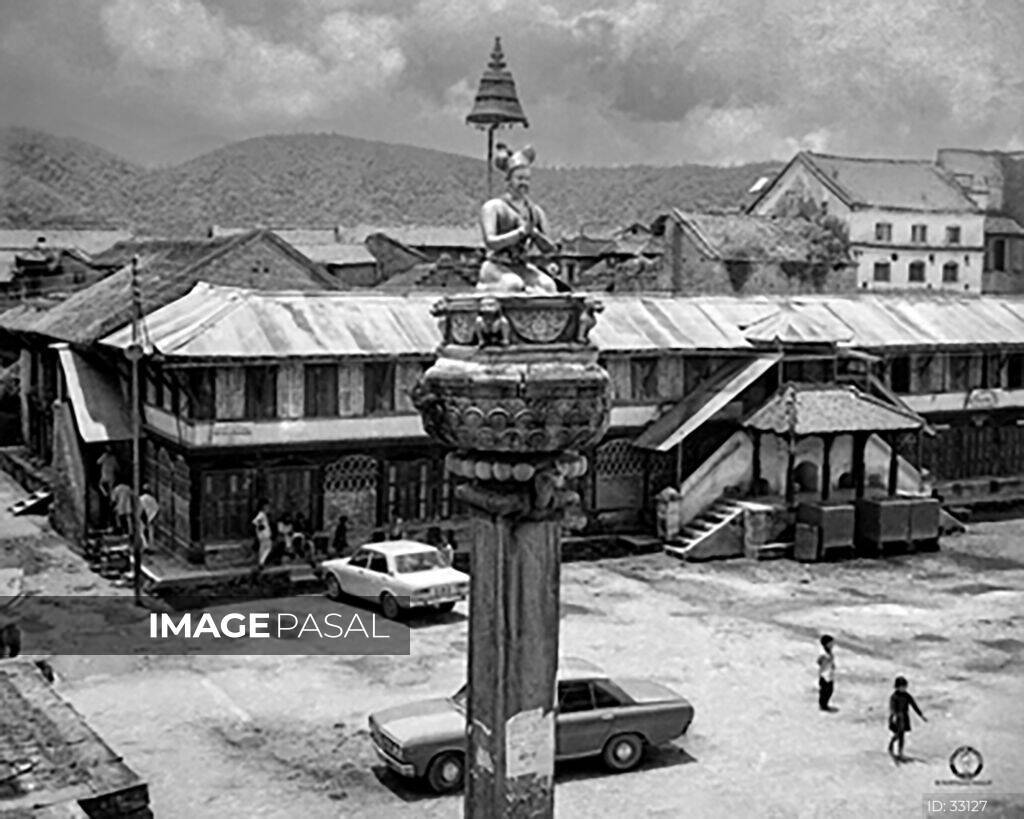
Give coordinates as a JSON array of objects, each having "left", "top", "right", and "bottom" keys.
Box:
[{"left": 2, "top": 0, "right": 1023, "bottom": 168}]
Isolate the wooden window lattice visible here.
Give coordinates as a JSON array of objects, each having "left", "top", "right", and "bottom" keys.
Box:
[
  {"left": 594, "top": 439, "right": 646, "bottom": 477},
  {"left": 323, "top": 455, "right": 379, "bottom": 493}
]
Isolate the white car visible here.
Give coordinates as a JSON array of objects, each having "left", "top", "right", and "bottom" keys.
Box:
[{"left": 319, "top": 540, "right": 469, "bottom": 619}]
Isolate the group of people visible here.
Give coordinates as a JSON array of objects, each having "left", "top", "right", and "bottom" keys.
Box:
[
  {"left": 96, "top": 446, "right": 158, "bottom": 549},
  {"left": 817, "top": 634, "right": 927, "bottom": 763},
  {"left": 251, "top": 499, "right": 345, "bottom": 570}
]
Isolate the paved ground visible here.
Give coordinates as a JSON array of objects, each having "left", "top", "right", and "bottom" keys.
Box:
[{"left": 2, "top": 468, "right": 1023, "bottom": 818}]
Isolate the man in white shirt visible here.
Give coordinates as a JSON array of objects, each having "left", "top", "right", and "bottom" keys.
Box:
[{"left": 252, "top": 498, "right": 273, "bottom": 569}]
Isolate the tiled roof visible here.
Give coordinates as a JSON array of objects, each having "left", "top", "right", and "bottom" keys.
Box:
[
  {"left": 0, "top": 229, "right": 130, "bottom": 255},
  {"left": 3, "top": 230, "right": 333, "bottom": 344},
  {"left": 674, "top": 210, "right": 825, "bottom": 262},
  {"left": 801, "top": 153, "right": 979, "bottom": 212},
  {"left": 985, "top": 215, "right": 1024, "bottom": 235},
  {"left": 745, "top": 383, "right": 924, "bottom": 435},
  {"left": 336, "top": 224, "right": 481, "bottom": 248},
  {"left": 290, "top": 243, "right": 376, "bottom": 266}
]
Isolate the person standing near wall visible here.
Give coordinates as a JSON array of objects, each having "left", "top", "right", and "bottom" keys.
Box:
[
  {"left": 110, "top": 481, "right": 134, "bottom": 536},
  {"left": 138, "top": 484, "right": 158, "bottom": 552},
  {"left": 252, "top": 498, "right": 273, "bottom": 570}
]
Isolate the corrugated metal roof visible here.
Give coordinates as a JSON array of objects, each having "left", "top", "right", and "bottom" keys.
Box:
[
  {"left": 100, "top": 285, "right": 754, "bottom": 358},
  {"left": 803, "top": 153, "right": 979, "bottom": 212},
  {"left": 743, "top": 303, "right": 854, "bottom": 344},
  {"left": 96, "top": 286, "right": 1024, "bottom": 360},
  {"left": 817, "top": 295, "right": 1024, "bottom": 348}
]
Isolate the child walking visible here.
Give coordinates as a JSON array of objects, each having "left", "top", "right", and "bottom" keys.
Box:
[
  {"left": 817, "top": 634, "right": 836, "bottom": 712},
  {"left": 888, "top": 675, "right": 927, "bottom": 761}
]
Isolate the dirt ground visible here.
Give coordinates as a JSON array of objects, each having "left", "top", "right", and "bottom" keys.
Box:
[{"left": 2, "top": 466, "right": 1023, "bottom": 818}]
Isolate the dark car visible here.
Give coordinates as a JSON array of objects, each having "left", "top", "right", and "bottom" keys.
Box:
[{"left": 368, "top": 657, "right": 695, "bottom": 793}]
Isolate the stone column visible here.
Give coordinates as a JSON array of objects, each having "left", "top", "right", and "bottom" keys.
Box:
[{"left": 414, "top": 293, "right": 610, "bottom": 818}]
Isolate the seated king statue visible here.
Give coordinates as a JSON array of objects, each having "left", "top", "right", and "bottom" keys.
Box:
[{"left": 477, "top": 143, "right": 563, "bottom": 293}]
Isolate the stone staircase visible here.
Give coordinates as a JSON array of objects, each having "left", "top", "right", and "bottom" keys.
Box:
[{"left": 664, "top": 498, "right": 746, "bottom": 561}]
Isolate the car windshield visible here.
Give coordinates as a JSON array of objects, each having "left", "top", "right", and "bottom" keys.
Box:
[{"left": 394, "top": 551, "right": 441, "bottom": 573}]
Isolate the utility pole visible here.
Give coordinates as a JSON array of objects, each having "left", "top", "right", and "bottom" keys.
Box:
[
  {"left": 414, "top": 294, "right": 610, "bottom": 817},
  {"left": 466, "top": 38, "right": 529, "bottom": 199},
  {"left": 127, "top": 255, "right": 144, "bottom": 604}
]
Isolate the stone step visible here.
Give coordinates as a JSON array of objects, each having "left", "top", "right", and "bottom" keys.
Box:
[
  {"left": 755, "top": 542, "right": 792, "bottom": 561},
  {"left": 204, "top": 542, "right": 255, "bottom": 570}
]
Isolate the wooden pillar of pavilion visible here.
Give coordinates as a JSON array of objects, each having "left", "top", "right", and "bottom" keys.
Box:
[
  {"left": 820, "top": 433, "right": 834, "bottom": 502},
  {"left": 852, "top": 432, "right": 867, "bottom": 499},
  {"left": 887, "top": 432, "right": 900, "bottom": 496},
  {"left": 750, "top": 430, "right": 761, "bottom": 496},
  {"left": 784, "top": 433, "right": 796, "bottom": 506}
]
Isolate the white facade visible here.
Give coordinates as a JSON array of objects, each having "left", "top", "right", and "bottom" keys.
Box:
[{"left": 750, "top": 155, "right": 984, "bottom": 292}]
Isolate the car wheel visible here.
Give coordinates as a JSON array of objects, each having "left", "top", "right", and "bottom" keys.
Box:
[
  {"left": 426, "top": 751, "right": 465, "bottom": 794},
  {"left": 324, "top": 573, "right": 342, "bottom": 601},
  {"left": 380, "top": 592, "right": 401, "bottom": 620},
  {"left": 434, "top": 601, "right": 456, "bottom": 614},
  {"left": 602, "top": 733, "right": 644, "bottom": 772}
]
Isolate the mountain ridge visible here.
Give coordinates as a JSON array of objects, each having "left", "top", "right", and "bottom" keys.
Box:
[{"left": 0, "top": 127, "right": 782, "bottom": 236}]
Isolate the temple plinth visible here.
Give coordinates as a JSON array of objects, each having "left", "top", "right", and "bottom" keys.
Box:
[{"left": 413, "top": 293, "right": 610, "bottom": 817}]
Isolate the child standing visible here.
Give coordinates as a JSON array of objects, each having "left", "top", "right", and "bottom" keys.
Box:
[
  {"left": 888, "top": 675, "right": 926, "bottom": 761},
  {"left": 817, "top": 634, "right": 836, "bottom": 712}
]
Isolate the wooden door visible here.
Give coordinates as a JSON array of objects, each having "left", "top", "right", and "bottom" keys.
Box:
[{"left": 264, "top": 466, "right": 317, "bottom": 531}]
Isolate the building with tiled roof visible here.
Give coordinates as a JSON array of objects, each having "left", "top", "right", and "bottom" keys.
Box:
[
  {"left": 749, "top": 152, "right": 985, "bottom": 293},
  {"left": 936, "top": 149, "right": 1024, "bottom": 293}
]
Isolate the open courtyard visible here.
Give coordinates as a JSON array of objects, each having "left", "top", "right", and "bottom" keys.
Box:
[{"left": 4, "top": 472, "right": 1023, "bottom": 818}]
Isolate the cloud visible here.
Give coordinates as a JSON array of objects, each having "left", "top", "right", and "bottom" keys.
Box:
[{"left": 1, "top": 0, "right": 1022, "bottom": 166}]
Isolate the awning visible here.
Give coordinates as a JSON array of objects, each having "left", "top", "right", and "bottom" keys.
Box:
[
  {"left": 634, "top": 354, "right": 780, "bottom": 451},
  {"left": 55, "top": 345, "right": 131, "bottom": 442}
]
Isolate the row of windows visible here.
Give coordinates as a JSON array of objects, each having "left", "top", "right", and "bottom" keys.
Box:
[
  {"left": 148, "top": 362, "right": 423, "bottom": 421},
  {"left": 874, "top": 222, "right": 961, "bottom": 245},
  {"left": 888, "top": 352, "right": 1024, "bottom": 394},
  {"left": 873, "top": 260, "right": 960, "bottom": 283}
]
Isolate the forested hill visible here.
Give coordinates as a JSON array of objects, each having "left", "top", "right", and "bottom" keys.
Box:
[{"left": 1, "top": 128, "right": 782, "bottom": 236}]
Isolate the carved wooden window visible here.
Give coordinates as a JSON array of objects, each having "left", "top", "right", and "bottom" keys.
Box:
[
  {"left": 889, "top": 356, "right": 910, "bottom": 394},
  {"left": 630, "top": 356, "right": 659, "bottom": 401},
  {"left": 244, "top": 366, "right": 278, "bottom": 419},
  {"left": 1007, "top": 353, "right": 1024, "bottom": 390},
  {"left": 947, "top": 355, "right": 971, "bottom": 392},
  {"left": 304, "top": 364, "right": 339, "bottom": 417},
  {"left": 364, "top": 361, "right": 396, "bottom": 414},
  {"left": 186, "top": 368, "right": 216, "bottom": 420}
]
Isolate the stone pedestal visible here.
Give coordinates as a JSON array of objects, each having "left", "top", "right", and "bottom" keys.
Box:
[{"left": 414, "top": 293, "right": 610, "bottom": 819}]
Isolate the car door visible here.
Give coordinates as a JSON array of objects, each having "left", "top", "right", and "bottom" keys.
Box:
[
  {"left": 365, "top": 552, "right": 391, "bottom": 598},
  {"left": 343, "top": 549, "right": 373, "bottom": 597},
  {"left": 555, "top": 680, "right": 613, "bottom": 758}
]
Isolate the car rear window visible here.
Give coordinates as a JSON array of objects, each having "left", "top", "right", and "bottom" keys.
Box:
[{"left": 394, "top": 552, "right": 441, "bottom": 573}]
